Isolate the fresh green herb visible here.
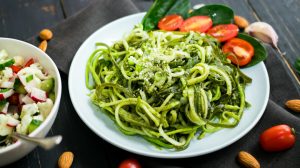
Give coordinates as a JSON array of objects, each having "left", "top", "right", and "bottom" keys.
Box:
[
  {"left": 26, "top": 74, "right": 34, "bottom": 82},
  {"left": 0, "top": 88, "right": 10, "bottom": 93},
  {"left": 0, "top": 100, "right": 7, "bottom": 111},
  {"left": 14, "top": 78, "right": 27, "bottom": 94},
  {"left": 28, "top": 119, "right": 42, "bottom": 133},
  {"left": 294, "top": 58, "right": 300, "bottom": 74},
  {"left": 142, "top": 0, "right": 190, "bottom": 31},
  {"left": 238, "top": 33, "right": 267, "bottom": 67},
  {"left": 0, "top": 58, "right": 15, "bottom": 71},
  {"left": 190, "top": 4, "right": 234, "bottom": 25}
]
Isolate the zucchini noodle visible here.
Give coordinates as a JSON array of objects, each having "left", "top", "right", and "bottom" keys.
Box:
[{"left": 86, "top": 24, "right": 252, "bottom": 150}]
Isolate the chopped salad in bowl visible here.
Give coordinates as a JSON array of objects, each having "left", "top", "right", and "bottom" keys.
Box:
[{"left": 0, "top": 49, "right": 55, "bottom": 147}]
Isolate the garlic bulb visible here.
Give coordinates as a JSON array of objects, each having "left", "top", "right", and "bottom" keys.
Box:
[{"left": 245, "top": 22, "right": 278, "bottom": 48}]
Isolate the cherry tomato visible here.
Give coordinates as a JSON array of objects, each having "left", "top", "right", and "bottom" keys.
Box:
[
  {"left": 158, "top": 14, "right": 184, "bottom": 31},
  {"left": 180, "top": 16, "right": 213, "bottom": 33},
  {"left": 24, "top": 58, "right": 34, "bottom": 67},
  {"left": 260, "top": 124, "right": 296, "bottom": 152},
  {"left": 118, "top": 158, "right": 141, "bottom": 168},
  {"left": 222, "top": 38, "right": 254, "bottom": 66},
  {"left": 10, "top": 65, "right": 22, "bottom": 73},
  {"left": 207, "top": 24, "right": 239, "bottom": 42}
]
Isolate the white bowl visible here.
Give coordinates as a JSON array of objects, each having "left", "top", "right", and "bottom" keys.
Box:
[{"left": 0, "top": 38, "right": 62, "bottom": 166}]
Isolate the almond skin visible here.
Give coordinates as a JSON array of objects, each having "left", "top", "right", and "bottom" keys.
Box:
[
  {"left": 39, "top": 29, "right": 53, "bottom": 40},
  {"left": 285, "top": 99, "right": 300, "bottom": 112},
  {"left": 238, "top": 151, "right": 260, "bottom": 168},
  {"left": 234, "top": 15, "right": 249, "bottom": 29},
  {"left": 38, "top": 40, "right": 47, "bottom": 52},
  {"left": 58, "top": 151, "right": 74, "bottom": 168}
]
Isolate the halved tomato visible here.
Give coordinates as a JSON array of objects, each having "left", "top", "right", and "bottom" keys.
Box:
[
  {"left": 158, "top": 14, "right": 184, "bottom": 31},
  {"left": 207, "top": 24, "right": 239, "bottom": 42},
  {"left": 179, "top": 16, "right": 213, "bottom": 33},
  {"left": 222, "top": 38, "right": 254, "bottom": 66}
]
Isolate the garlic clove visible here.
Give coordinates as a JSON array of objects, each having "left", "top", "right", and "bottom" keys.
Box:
[
  {"left": 245, "top": 22, "right": 278, "bottom": 48},
  {"left": 193, "top": 3, "right": 205, "bottom": 10}
]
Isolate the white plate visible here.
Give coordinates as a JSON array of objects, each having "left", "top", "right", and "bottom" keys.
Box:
[{"left": 68, "top": 13, "right": 270, "bottom": 158}]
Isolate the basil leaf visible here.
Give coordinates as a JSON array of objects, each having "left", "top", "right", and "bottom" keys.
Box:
[
  {"left": 142, "top": 0, "right": 190, "bottom": 31},
  {"left": 238, "top": 33, "right": 267, "bottom": 67},
  {"left": 294, "top": 58, "right": 300, "bottom": 74},
  {"left": 190, "top": 4, "right": 234, "bottom": 25}
]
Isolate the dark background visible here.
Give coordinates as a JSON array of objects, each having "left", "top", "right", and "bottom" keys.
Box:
[{"left": 0, "top": 0, "right": 300, "bottom": 167}]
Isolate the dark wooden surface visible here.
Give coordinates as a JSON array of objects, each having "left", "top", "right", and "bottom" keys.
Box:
[{"left": 0, "top": 0, "right": 299, "bottom": 167}]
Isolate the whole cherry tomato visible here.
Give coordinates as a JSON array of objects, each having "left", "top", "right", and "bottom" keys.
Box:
[
  {"left": 118, "top": 158, "right": 141, "bottom": 168},
  {"left": 260, "top": 124, "right": 296, "bottom": 152}
]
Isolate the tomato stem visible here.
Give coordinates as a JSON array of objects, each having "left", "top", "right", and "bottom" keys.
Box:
[{"left": 291, "top": 128, "right": 297, "bottom": 136}]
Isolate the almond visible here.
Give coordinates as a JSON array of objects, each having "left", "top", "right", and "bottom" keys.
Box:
[
  {"left": 285, "top": 99, "right": 300, "bottom": 112},
  {"left": 38, "top": 40, "right": 47, "bottom": 52},
  {"left": 39, "top": 29, "right": 53, "bottom": 40},
  {"left": 237, "top": 151, "right": 260, "bottom": 168},
  {"left": 234, "top": 15, "right": 249, "bottom": 29},
  {"left": 58, "top": 151, "right": 74, "bottom": 168}
]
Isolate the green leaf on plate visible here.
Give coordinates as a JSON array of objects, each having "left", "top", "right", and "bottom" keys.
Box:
[
  {"left": 190, "top": 4, "right": 234, "bottom": 25},
  {"left": 142, "top": 0, "right": 191, "bottom": 31},
  {"left": 294, "top": 58, "right": 300, "bottom": 74},
  {"left": 238, "top": 33, "right": 267, "bottom": 67}
]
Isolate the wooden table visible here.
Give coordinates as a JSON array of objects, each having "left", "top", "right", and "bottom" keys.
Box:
[{"left": 1, "top": 0, "right": 299, "bottom": 167}]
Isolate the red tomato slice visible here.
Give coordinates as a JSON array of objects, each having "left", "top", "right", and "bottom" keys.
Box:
[
  {"left": 24, "top": 58, "right": 34, "bottom": 67},
  {"left": 207, "top": 24, "right": 239, "bottom": 42},
  {"left": 222, "top": 38, "right": 254, "bottom": 66},
  {"left": 158, "top": 14, "right": 184, "bottom": 31},
  {"left": 180, "top": 16, "right": 213, "bottom": 33},
  {"left": 10, "top": 65, "right": 22, "bottom": 73}
]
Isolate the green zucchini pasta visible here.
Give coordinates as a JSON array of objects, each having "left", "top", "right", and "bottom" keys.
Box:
[{"left": 85, "top": 24, "right": 252, "bottom": 150}]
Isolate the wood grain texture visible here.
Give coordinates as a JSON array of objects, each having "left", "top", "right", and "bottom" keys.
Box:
[
  {"left": 248, "top": 0, "right": 300, "bottom": 74},
  {"left": 0, "top": 0, "right": 64, "bottom": 40},
  {"left": 61, "top": 0, "right": 96, "bottom": 17}
]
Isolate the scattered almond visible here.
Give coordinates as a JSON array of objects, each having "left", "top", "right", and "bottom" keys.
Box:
[
  {"left": 38, "top": 40, "right": 47, "bottom": 52},
  {"left": 58, "top": 151, "right": 74, "bottom": 168},
  {"left": 285, "top": 99, "right": 300, "bottom": 112},
  {"left": 234, "top": 15, "right": 249, "bottom": 29},
  {"left": 237, "top": 151, "right": 260, "bottom": 168},
  {"left": 39, "top": 29, "right": 53, "bottom": 40}
]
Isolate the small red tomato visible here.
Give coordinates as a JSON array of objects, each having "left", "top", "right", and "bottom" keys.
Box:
[
  {"left": 260, "top": 124, "right": 296, "bottom": 152},
  {"left": 158, "top": 14, "right": 184, "bottom": 31},
  {"left": 180, "top": 16, "right": 213, "bottom": 33},
  {"left": 207, "top": 24, "right": 239, "bottom": 42},
  {"left": 118, "top": 158, "right": 141, "bottom": 168},
  {"left": 10, "top": 65, "right": 22, "bottom": 73},
  {"left": 222, "top": 38, "right": 254, "bottom": 66},
  {"left": 24, "top": 58, "right": 34, "bottom": 67}
]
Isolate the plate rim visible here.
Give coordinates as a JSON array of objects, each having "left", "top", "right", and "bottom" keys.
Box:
[{"left": 68, "top": 12, "right": 270, "bottom": 158}]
